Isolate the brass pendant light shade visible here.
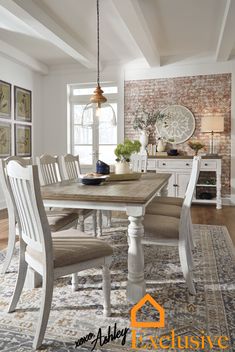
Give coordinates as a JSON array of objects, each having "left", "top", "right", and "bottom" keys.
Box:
[{"left": 89, "top": 85, "right": 107, "bottom": 106}]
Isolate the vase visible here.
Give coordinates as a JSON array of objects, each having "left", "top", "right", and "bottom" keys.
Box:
[
  {"left": 115, "top": 161, "right": 131, "bottom": 174},
  {"left": 139, "top": 131, "right": 148, "bottom": 154},
  {"left": 157, "top": 139, "right": 166, "bottom": 152}
]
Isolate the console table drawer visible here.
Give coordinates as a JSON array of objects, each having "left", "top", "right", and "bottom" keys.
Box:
[
  {"left": 157, "top": 160, "right": 192, "bottom": 169},
  {"left": 201, "top": 161, "right": 217, "bottom": 169}
]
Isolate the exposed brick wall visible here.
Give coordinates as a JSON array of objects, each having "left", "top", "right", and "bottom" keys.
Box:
[{"left": 124, "top": 74, "right": 231, "bottom": 197}]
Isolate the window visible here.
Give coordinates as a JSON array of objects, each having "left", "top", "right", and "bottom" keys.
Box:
[{"left": 69, "top": 84, "right": 118, "bottom": 168}]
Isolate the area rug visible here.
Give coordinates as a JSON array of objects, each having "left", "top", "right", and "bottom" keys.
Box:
[{"left": 0, "top": 220, "right": 234, "bottom": 351}]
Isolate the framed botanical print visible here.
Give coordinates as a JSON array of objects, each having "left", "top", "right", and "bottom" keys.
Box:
[
  {"left": 0, "top": 80, "right": 11, "bottom": 119},
  {"left": 14, "top": 86, "right": 32, "bottom": 122},
  {"left": 15, "top": 124, "right": 31, "bottom": 156},
  {"left": 0, "top": 122, "right": 11, "bottom": 157}
]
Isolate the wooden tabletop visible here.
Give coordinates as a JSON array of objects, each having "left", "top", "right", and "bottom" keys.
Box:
[{"left": 41, "top": 173, "right": 171, "bottom": 204}]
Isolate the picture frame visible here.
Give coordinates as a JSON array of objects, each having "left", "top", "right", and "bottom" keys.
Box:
[
  {"left": 0, "top": 80, "right": 11, "bottom": 119},
  {"left": 15, "top": 124, "right": 31, "bottom": 156},
  {"left": 14, "top": 86, "right": 32, "bottom": 122},
  {"left": 0, "top": 122, "right": 11, "bottom": 157}
]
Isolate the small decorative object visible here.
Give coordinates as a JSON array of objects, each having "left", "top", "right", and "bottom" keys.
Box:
[
  {"left": 156, "top": 105, "right": 195, "bottom": 144},
  {"left": 80, "top": 174, "right": 108, "bottom": 185},
  {"left": 157, "top": 138, "right": 166, "bottom": 152},
  {"left": 139, "top": 130, "right": 148, "bottom": 153},
  {"left": 114, "top": 139, "right": 141, "bottom": 174},
  {"left": 14, "top": 86, "right": 32, "bottom": 122},
  {"left": 0, "top": 80, "right": 11, "bottom": 119},
  {"left": 0, "top": 122, "right": 11, "bottom": 157},
  {"left": 96, "top": 160, "right": 110, "bottom": 174},
  {"left": 188, "top": 140, "right": 205, "bottom": 155},
  {"left": 15, "top": 124, "right": 31, "bottom": 156}
]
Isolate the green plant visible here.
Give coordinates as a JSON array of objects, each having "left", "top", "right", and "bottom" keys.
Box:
[
  {"left": 133, "top": 110, "right": 166, "bottom": 135},
  {"left": 114, "top": 139, "right": 141, "bottom": 162}
]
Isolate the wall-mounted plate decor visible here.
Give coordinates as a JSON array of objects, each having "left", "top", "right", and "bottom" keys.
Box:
[
  {"left": 0, "top": 80, "right": 11, "bottom": 119},
  {"left": 156, "top": 105, "right": 195, "bottom": 144}
]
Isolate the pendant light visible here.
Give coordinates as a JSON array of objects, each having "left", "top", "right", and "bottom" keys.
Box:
[{"left": 81, "top": 0, "right": 116, "bottom": 128}]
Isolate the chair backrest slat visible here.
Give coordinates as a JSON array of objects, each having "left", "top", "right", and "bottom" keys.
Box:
[
  {"left": 131, "top": 154, "right": 148, "bottom": 173},
  {"left": 36, "top": 154, "right": 61, "bottom": 186},
  {"left": 6, "top": 161, "right": 52, "bottom": 254},
  {"left": 58, "top": 154, "right": 81, "bottom": 180}
]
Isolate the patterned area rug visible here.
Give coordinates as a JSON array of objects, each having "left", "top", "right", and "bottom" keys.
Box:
[{"left": 0, "top": 220, "right": 234, "bottom": 352}]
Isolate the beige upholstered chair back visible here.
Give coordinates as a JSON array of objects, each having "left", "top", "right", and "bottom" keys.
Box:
[
  {"left": 6, "top": 161, "right": 52, "bottom": 256},
  {"left": 131, "top": 153, "right": 148, "bottom": 172},
  {"left": 36, "top": 154, "right": 61, "bottom": 186},
  {"left": 58, "top": 154, "right": 81, "bottom": 180}
]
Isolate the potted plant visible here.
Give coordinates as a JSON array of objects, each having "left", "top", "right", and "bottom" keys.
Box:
[
  {"left": 133, "top": 110, "right": 165, "bottom": 153},
  {"left": 114, "top": 139, "right": 141, "bottom": 174}
]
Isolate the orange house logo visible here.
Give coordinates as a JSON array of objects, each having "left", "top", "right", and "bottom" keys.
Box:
[{"left": 131, "top": 293, "right": 164, "bottom": 329}]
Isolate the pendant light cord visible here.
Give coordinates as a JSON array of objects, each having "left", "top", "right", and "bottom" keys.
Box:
[{"left": 97, "top": 0, "right": 100, "bottom": 87}]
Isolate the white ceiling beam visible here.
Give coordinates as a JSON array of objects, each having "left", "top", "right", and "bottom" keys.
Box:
[
  {"left": 0, "top": 0, "right": 96, "bottom": 69},
  {"left": 215, "top": 0, "right": 235, "bottom": 61},
  {"left": 0, "top": 39, "right": 48, "bottom": 74},
  {"left": 112, "top": 0, "right": 160, "bottom": 67}
]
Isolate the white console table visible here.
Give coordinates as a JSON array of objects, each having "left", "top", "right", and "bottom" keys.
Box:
[{"left": 147, "top": 156, "right": 222, "bottom": 209}]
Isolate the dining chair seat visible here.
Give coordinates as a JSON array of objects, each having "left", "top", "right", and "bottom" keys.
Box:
[
  {"left": 143, "top": 214, "right": 180, "bottom": 241},
  {"left": 27, "top": 230, "right": 113, "bottom": 268},
  {"left": 146, "top": 202, "right": 181, "bottom": 218},
  {"left": 150, "top": 196, "right": 184, "bottom": 206},
  {"left": 46, "top": 210, "right": 78, "bottom": 232}
]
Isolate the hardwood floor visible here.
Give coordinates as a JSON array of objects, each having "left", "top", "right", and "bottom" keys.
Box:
[{"left": 0, "top": 205, "right": 235, "bottom": 251}]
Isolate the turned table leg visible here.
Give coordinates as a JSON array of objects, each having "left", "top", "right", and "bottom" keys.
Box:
[{"left": 126, "top": 214, "right": 146, "bottom": 303}]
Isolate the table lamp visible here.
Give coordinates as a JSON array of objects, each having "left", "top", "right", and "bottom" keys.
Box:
[{"left": 201, "top": 115, "right": 224, "bottom": 155}]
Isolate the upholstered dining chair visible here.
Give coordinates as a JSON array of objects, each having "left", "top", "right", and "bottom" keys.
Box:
[
  {"left": 36, "top": 154, "right": 97, "bottom": 235},
  {"left": 146, "top": 156, "right": 201, "bottom": 250},
  {"left": 0, "top": 157, "right": 78, "bottom": 275},
  {"left": 6, "top": 160, "right": 113, "bottom": 349},
  {"left": 131, "top": 153, "right": 148, "bottom": 172},
  {"left": 142, "top": 156, "right": 201, "bottom": 295}
]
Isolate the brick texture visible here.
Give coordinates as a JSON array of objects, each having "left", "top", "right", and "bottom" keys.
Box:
[{"left": 124, "top": 74, "right": 231, "bottom": 197}]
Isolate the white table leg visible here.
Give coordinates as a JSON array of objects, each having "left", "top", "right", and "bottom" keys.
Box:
[
  {"left": 216, "top": 168, "right": 222, "bottom": 209},
  {"left": 160, "top": 182, "right": 168, "bottom": 197},
  {"left": 126, "top": 214, "right": 146, "bottom": 303},
  {"left": 97, "top": 210, "right": 103, "bottom": 237}
]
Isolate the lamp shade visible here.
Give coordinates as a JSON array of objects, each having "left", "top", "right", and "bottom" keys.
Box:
[{"left": 201, "top": 115, "right": 224, "bottom": 133}]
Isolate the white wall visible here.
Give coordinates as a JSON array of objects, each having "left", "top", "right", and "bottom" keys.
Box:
[
  {"left": 0, "top": 54, "right": 43, "bottom": 209},
  {"left": 124, "top": 59, "right": 235, "bottom": 204}
]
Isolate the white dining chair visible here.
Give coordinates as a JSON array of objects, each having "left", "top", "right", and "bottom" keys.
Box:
[
  {"left": 146, "top": 156, "right": 201, "bottom": 250},
  {"left": 131, "top": 153, "right": 148, "bottom": 172},
  {"left": 58, "top": 153, "right": 110, "bottom": 237},
  {"left": 0, "top": 157, "right": 79, "bottom": 275},
  {"left": 36, "top": 154, "right": 97, "bottom": 235},
  {"left": 6, "top": 160, "right": 113, "bottom": 349},
  {"left": 142, "top": 158, "right": 201, "bottom": 295}
]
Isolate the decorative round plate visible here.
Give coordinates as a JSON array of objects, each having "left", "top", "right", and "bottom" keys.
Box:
[{"left": 156, "top": 105, "right": 195, "bottom": 144}]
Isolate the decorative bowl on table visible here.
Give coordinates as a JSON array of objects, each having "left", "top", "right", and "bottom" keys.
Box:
[{"left": 79, "top": 173, "right": 108, "bottom": 185}]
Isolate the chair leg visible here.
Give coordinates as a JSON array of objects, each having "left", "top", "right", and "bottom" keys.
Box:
[
  {"left": 102, "top": 264, "right": 111, "bottom": 317},
  {"left": 33, "top": 269, "right": 54, "bottom": 349},
  {"left": 2, "top": 214, "right": 16, "bottom": 274},
  {"left": 78, "top": 215, "right": 85, "bottom": 232},
  {"left": 8, "top": 242, "right": 28, "bottom": 313},
  {"left": 178, "top": 241, "right": 196, "bottom": 295},
  {"left": 106, "top": 211, "right": 112, "bottom": 227},
  {"left": 92, "top": 211, "right": 97, "bottom": 236},
  {"left": 71, "top": 273, "right": 78, "bottom": 292},
  {"left": 97, "top": 210, "right": 102, "bottom": 237}
]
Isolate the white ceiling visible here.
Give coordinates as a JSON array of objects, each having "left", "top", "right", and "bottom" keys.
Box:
[{"left": 0, "top": 0, "right": 234, "bottom": 74}]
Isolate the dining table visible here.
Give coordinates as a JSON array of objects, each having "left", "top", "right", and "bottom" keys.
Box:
[{"left": 41, "top": 172, "right": 171, "bottom": 303}]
